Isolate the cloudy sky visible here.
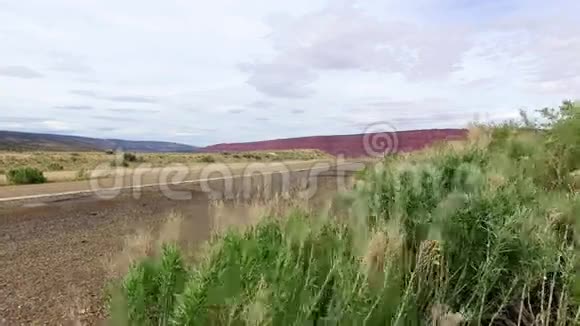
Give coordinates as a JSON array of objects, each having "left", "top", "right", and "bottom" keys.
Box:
[{"left": 1, "top": 0, "right": 578, "bottom": 146}]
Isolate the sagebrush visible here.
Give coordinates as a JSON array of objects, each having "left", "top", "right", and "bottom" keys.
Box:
[{"left": 7, "top": 167, "right": 47, "bottom": 184}]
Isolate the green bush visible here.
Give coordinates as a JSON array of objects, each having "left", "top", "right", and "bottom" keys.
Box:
[
  {"left": 110, "top": 244, "right": 188, "bottom": 325},
  {"left": 110, "top": 100, "right": 580, "bottom": 325},
  {"left": 7, "top": 167, "right": 47, "bottom": 184}
]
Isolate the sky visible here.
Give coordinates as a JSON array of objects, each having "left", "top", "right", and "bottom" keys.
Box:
[{"left": 1, "top": 0, "right": 579, "bottom": 146}]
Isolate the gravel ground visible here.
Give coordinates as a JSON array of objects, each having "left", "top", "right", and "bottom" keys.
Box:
[{"left": 0, "top": 168, "right": 355, "bottom": 324}]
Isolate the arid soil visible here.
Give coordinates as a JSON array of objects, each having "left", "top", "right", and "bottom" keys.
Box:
[{"left": 0, "top": 167, "right": 358, "bottom": 324}]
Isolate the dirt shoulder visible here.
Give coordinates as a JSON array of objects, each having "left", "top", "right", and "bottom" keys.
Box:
[{"left": 0, "top": 166, "right": 359, "bottom": 324}]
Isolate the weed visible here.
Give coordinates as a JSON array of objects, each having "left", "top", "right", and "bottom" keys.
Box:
[{"left": 7, "top": 167, "right": 47, "bottom": 184}]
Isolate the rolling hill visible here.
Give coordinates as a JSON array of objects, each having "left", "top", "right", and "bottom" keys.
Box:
[
  {"left": 0, "top": 129, "right": 467, "bottom": 156},
  {"left": 203, "top": 129, "right": 468, "bottom": 157},
  {"left": 0, "top": 130, "right": 199, "bottom": 152}
]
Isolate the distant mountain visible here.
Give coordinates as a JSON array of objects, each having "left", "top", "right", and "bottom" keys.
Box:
[
  {"left": 0, "top": 130, "right": 199, "bottom": 152},
  {"left": 0, "top": 129, "right": 467, "bottom": 156},
  {"left": 203, "top": 129, "right": 468, "bottom": 157}
]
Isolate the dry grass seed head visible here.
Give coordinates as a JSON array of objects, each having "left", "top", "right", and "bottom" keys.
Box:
[
  {"left": 431, "top": 304, "right": 465, "bottom": 326},
  {"left": 416, "top": 240, "right": 444, "bottom": 285},
  {"left": 362, "top": 230, "right": 389, "bottom": 274},
  {"left": 467, "top": 124, "right": 491, "bottom": 149},
  {"left": 362, "top": 222, "right": 403, "bottom": 284},
  {"left": 156, "top": 211, "right": 183, "bottom": 247},
  {"left": 210, "top": 192, "right": 309, "bottom": 234},
  {"left": 103, "top": 213, "right": 185, "bottom": 278},
  {"left": 243, "top": 278, "right": 272, "bottom": 326},
  {"left": 104, "top": 227, "right": 154, "bottom": 278}
]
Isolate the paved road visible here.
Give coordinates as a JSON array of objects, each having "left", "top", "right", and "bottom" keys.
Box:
[
  {"left": 0, "top": 160, "right": 354, "bottom": 201},
  {"left": 0, "top": 161, "right": 364, "bottom": 324}
]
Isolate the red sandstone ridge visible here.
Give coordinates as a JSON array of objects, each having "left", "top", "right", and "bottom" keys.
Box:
[{"left": 203, "top": 128, "right": 468, "bottom": 157}]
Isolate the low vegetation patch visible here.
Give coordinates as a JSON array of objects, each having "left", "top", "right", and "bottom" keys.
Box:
[
  {"left": 123, "top": 153, "right": 139, "bottom": 163},
  {"left": 197, "top": 155, "right": 216, "bottom": 163},
  {"left": 0, "top": 150, "right": 329, "bottom": 174},
  {"left": 7, "top": 167, "right": 47, "bottom": 185}
]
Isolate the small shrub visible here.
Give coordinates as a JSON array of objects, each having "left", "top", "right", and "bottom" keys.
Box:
[
  {"left": 123, "top": 153, "right": 139, "bottom": 162},
  {"left": 47, "top": 163, "right": 64, "bottom": 171},
  {"left": 199, "top": 155, "right": 216, "bottom": 163},
  {"left": 7, "top": 167, "right": 47, "bottom": 184},
  {"left": 242, "top": 153, "right": 262, "bottom": 160}
]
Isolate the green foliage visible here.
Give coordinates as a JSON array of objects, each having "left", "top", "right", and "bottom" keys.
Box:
[
  {"left": 112, "top": 244, "right": 188, "bottom": 326},
  {"left": 7, "top": 167, "right": 47, "bottom": 184},
  {"left": 111, "top": 100, "right": 580, "bottom": 325}
]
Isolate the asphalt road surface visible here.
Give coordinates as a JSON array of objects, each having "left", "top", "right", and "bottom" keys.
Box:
[{"left": 0, "top": 161, "right": 364, "bottom": 324}]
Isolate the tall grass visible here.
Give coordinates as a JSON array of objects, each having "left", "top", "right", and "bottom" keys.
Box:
[{"left": 110, "top": 101, "right": 580, "bottom": 325}]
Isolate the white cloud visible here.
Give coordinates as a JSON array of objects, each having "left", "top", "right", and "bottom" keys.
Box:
[
  {"left": 0, "top": 0, "right": 578, "bottom": 145},
  {"left": 41, "top": 120, "right": 75, "bottom": 131}
]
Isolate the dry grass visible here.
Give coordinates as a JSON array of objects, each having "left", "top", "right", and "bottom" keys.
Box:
[
  {"left": 0, "top": 149, "right": 330, "bottom": 174},
  {"left": 430, "top": 304, "right": 465, "bottom": 326},
  {"left": 103, "top": 227, "right": 155, "bottom": 279},
  {"left": 103, "top": 212, "right": 185, "bottom": 279},
  {"left": 103, "top": 194, "right": 314, "bottom": 281},
  {"left": 571, "top": 170, "right": 580, "bottom": 192},
  {"left": 209, "top": 192, "right": 312, "bottom": 234},
  {"left": 0, "top": 149, "right": 331, "bottom": 185}
]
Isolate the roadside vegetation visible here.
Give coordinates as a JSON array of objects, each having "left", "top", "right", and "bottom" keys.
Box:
[
  {"left": 109, "top": 101, "right": 580, "bottom": 325},
  {"left": 6, "top": 167, "right": 47, "bottom": 185},
  {"left": 0, "top": 149, "right": 329, "bottom": 172},
  {"left": 0, "top": 150, "right": 330, "bottom": 185}
]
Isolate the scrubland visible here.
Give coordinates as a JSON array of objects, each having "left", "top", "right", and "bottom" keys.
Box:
[
  {"left": 0, "top": 150, "right": 329, "bottom": 185},
  {"left": 109, "top": 101, "right": 580, "bottom": 325}
]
